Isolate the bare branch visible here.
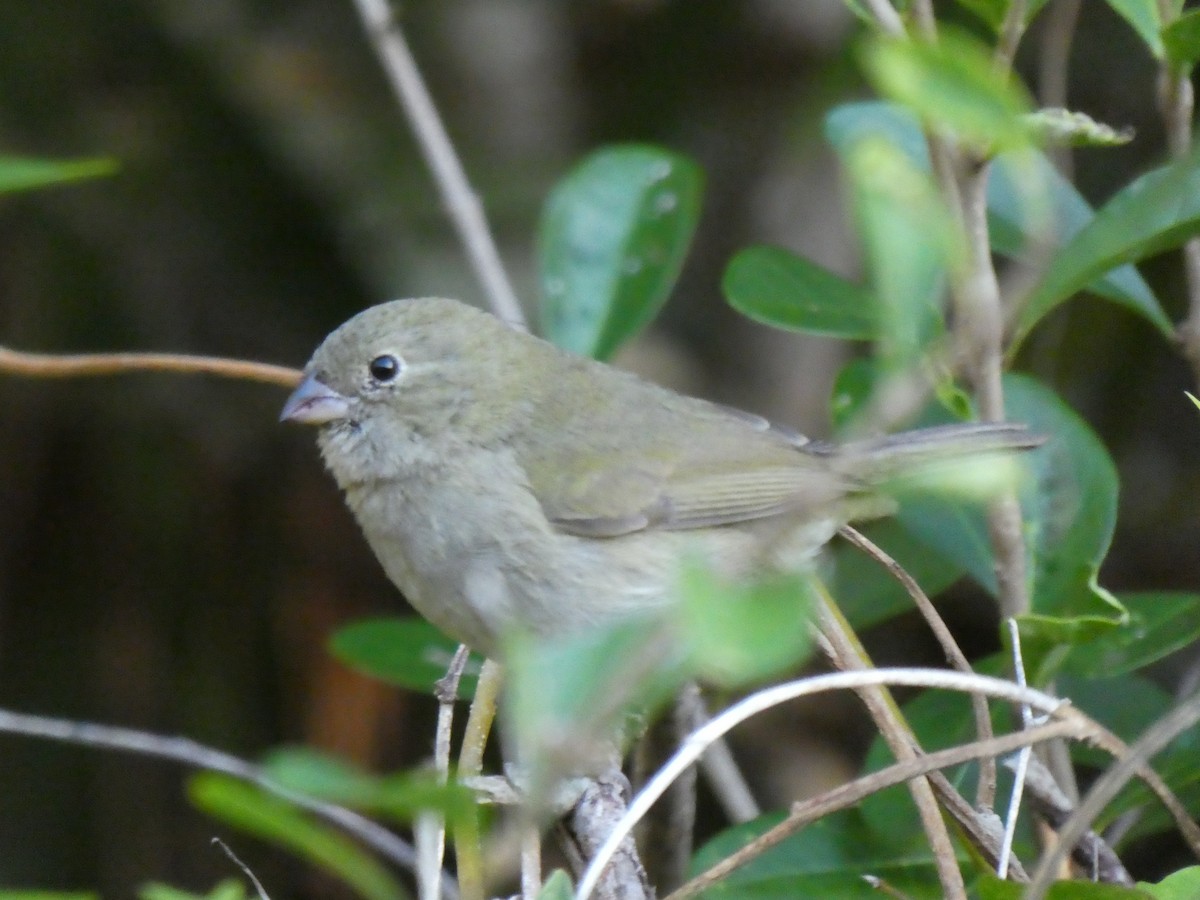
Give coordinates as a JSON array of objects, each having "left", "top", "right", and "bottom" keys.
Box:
[
  {"left": 1026, "top": 690, "right": 1200, "bottom": 897},
  {"left": 0, "top": 706, "right": 449, "bottom": 892},
  {"left": 863, "top": 0, "right": 905, "bottom": 36},
  {"left": 1006, "top": 755, "right": 1134, "bottom": 886},
  {"left": 349, "top": 0, "right": 526, "bottom": 328},
  {"left": 455, "top": 658, "right": 504, "bottom": 900},
  {"left": 668, "top": 718, "right": 1088, "bottom": 900},
  {"left": 417, "top": 645, "right": 472, "bottom": 900},
  {"left": 840, "top": 525, "right": 996, "bottom": 809},
  {"left": 813, "top": 591, "right": 966, "bottom": 899},
  {"left": 575, "top": 667, "right": 1074, "bottom": 900},
  {"left": 994, "top": 0, "right": 1028, "bottom": 69},
  {"left": 0, "top": 346, "right": 300, "bottom": 387}
]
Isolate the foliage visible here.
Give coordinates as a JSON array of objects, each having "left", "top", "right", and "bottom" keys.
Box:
[{"left": 7, "top": 1, "right": 1200, "bottom": 898}]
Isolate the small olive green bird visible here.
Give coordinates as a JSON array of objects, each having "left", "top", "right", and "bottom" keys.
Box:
[{"left": 281, "top": 297, "right": 1036, "bottom": 658}]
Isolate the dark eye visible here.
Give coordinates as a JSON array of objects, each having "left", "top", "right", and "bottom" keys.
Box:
[{"left": 368, "top": 354, "right": 402, "bottom": 383}]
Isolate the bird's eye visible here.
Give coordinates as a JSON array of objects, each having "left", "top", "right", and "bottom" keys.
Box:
[{"left": 368, "top": 354, "right": 402, "bottom": 383}]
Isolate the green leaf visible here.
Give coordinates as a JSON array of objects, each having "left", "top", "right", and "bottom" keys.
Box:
[
  {"left": 860, "top": 29, "right": 1032, "bottom": 152},
  {"left": 845, "top": 136, "right": 956, "bottom": 369},
  {"left": 1105, "top": 0, "right": 1165, "bottom": 58},
  {"left": 139, "top": 882, "right": 248, "bottom": 900},
  {"left": 188, "top": 774, "right": 409, "bottom": 900},
  {"left": 1060, "top": 672, "right": 1174, "bottom": 768},
  {"left": 537, "top": 871, "right": 574, "bottom": 900},
  {"left": 1141, "top": 866, "right": 1200, "bottom": 899},
  {"left": 1063, "top": 673, "right": 1200, "bottom": 840},
  {"left": 979, "top": 873, "right": 1154, "bottom": 898},
  {"left": 1062, "top": 592, "right": 1200, "bottom": 677},
  {"left": 0, "top": 155, "right": 117, "bottom": 195},
  {"left": 537, "top": 144, "right": 703, "bottom": 360},
  {"left": 897, "top": 375, "right": 1125, "bottom": 682},
  {"left": 1015, "top": 148, "right": 1200, "bottom": 349},
  {"left": 954, "top": 0, "right": 1053, "bottom": 30},
  {"left": 953, "top": 0, "right": 1012, "bottom": 30},
  {"left": 261, "top": 747, "right": 474, "bottom": 825},
  {"left": 505, "top": 614, "right": 686, "bottom": 785},
  {"left": 825, "top": 102, "right": 1170, "bottom": 344},
  {"left": 328, "top": 617, "right": 480, "bottom": 698},
  {"left": 723, "top": 246, "right": 877, "bottom": 339},
  {"left": 1162, "top": 11, "right": 1200, "bottom": 69},
  {"left": 691, "top": 809, "right": 955, "bottom": 899},
  {"left": 677, "top": 561, "right": 814, "bottom": 686}
]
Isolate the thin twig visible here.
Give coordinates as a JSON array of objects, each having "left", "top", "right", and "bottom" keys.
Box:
[
  {"left": 813, "top": 590, "right": 966, "bottom": 900},
  {"left": 839, "top": 525, "right": 996, "bottom": 809},
  {"left": 677, "top": 687, "right": 760, "bottom": 824},
  {"left": 1026, "top": 690, "right": 1200, "bottom": 897},
  {"left": 521, "top": 824, "right": 542, "bottom": 900},
  {"left": 1005, "top": 755, "right": 1134, "bottom": 886},
  {"left": 349, "top": 0, "right": 525, "bottom": 328},
  {"left": 213, "top": 837, "right": 272, "bottom": 900},
  {"left": 0, "top": 707, "right": 455, "bottom": 893},
  {"left": 994, "top": 0, "right": 1029, "bottom": 69},
  {"left": 667, "top": 718, "right": 1088, "bottom": 900},
  {"left": 418, "top": 645, "right": 472, "bottom": 900},
  {"left": 0, "top": 346, "right": 301, "bottom": 387},
  {"left": 1037, "top": 0, "right": 1082, "bottom": 179},
  {"left": 575, "top": 667, "right": 1075, "bottom": 900},
  {"left": 863, "top": 0, "right": 905, "bottom": 36},
  {"left": 455, "top": 658, "right": 504, "bottom": 900},
  {"left": 1155, "top": 7, "right": 1200, "bottom": 383},
  {"left": 998, "top": 619, "right": 1033, "bottom": 879},
  {"left": 910, "top": 0, "right": 937, "bottom": 38}
]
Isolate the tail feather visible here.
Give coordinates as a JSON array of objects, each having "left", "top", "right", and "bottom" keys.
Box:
[{"left": 826, "top": 422, "right": 1043, "bottom": 483}]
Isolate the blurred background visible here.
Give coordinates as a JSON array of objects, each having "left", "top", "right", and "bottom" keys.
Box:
[{"left": 0, "top": 0, "right": 1195, "bottom": 894}]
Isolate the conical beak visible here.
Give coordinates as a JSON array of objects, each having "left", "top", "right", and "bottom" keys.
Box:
[{"left": 280, "top": 374, "right": 350, "bottom": 425}]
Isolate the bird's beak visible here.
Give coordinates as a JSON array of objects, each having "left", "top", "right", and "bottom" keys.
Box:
[{"left": 280, "top": 374, "right": 350, "bottom": 425}]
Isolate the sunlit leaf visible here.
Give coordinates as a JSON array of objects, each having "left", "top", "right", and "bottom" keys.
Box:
[
  {"left": 860, "top": 29, "right": 1031, "bottom": 152},
  {"left": 677, "top": 560, "right": 814, "bottom": 686},
  {"left": 537, "top": 871, "right": 574, "bottom": 900},
  {"left": 1162, "top": 11, "right": 1200, "bottom": 69},
  {"left": 825, "top": 102, "right": 1170, "bottom": 343},
  {"left": 845, "top": 136, "right": 956, "bottom": 369},
  {"left": 505, "top": 614, "right": 686, "bottom": 786},
  {"left": 1140, "top": 866, "right": 1200, "bottom": 899}
]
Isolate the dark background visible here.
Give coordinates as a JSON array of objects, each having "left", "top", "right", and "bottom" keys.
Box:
[{"left": 0, "top": 0, "right": 1194, "bottom": 894}]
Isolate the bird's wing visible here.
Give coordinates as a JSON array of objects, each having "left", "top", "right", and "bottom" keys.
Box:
[
  {"left": 516, "top": 370, "right": 863, "bottom": 538},
  {"left": 530, "top": 451, "right": 859, "bottom": 538}
]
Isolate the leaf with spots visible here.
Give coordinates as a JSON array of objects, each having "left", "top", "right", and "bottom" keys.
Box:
[{"left": 537, "top": 144, "right": 703, "bottom": 360}]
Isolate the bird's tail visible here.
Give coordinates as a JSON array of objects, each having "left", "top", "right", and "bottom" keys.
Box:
[{"left": 825, "top": 422, "right": 1043, "bottom": 485}]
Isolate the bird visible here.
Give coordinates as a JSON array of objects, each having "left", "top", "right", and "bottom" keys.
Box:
[{"left": 281, "top": 297, "right": 1037, "bottom": 659}]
